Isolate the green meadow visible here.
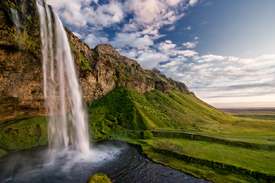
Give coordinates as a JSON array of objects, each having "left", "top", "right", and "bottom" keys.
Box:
[{"left": 1, "top": 86, "right": 275, "bottom": 182}]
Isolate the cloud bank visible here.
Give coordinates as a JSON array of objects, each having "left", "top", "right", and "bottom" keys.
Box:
[{"left": 47, "top": 0, "right": 275, "bottom": 105}]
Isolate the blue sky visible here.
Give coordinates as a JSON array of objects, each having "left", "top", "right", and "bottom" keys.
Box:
[{"left": 46, "top": 0, "right": 275, "bottom": 108}]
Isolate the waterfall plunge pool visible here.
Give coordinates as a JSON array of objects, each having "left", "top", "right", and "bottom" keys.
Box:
[{"left": 0, "top": 141, "right": 211, "bottom": 183}]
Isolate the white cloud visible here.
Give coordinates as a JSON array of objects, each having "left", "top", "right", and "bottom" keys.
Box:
[
  {"left": 48, "top": 0, "right": 125, "bottom": 28},
  {"left": 72, "top": 32, "right": 83, "bottom": 39},
  {"left": 255, "top": 54, "right": 275, "bottom": 60},
  {"left": 157, "top": 52, "right": 275, "bottom": 104},
  {"left": 194, "top": 37, "right": 199, "bottom": 40},
  {"left": 82, "top": 1, "right": 125, "bottom": 27},
  {"left": 140, "top": 25, "right": 165, "bottom": 39},
  {"left": 227, "top": 56, "right": 239, "bottom": 62},
  {"left": 167, "top": 25, "right": 175, "bottom": 31},
  {"left": 125, "top": 0, "right": 184, "bottom": 26},
  {"left": 48, "top": 0, "right": 191, "bottom": 36},
  {"left": 137, "top": 49, "right": 170, "bottom": 69},
  {"left": 200, "top": 54, "right": 226, "bottom": 62},
  {"left": 158, "top": 40, "right": 177, "bottom": 51},
  {"left": 166, "top": 0, "right": 181, "bottom": 6},
  {"left": 110, "top": 33, "right": 154, "bottom": 49},
  {"left": 189, "top": 0, "right": 198, "bottom": 6},
  {"left": 119, "top": 49, "right": 138, "bottom": 59},
  {"left": 178, "top": 50, "right": 198, "bottom": 57},
  {"left": 165, "top": 61, "right": 178, "bottom": 66},
  {"left": 182, "top": 41, "right": 198, "bottom": 48},
  {"left": 122, "top": 23, "right": 139, "bottom": 32},
  {"left": 84, "top": 34, "right": 109, "bottom": 48},
  {"left": 186, "top": 26, "right": 191, "bottom": 30}
]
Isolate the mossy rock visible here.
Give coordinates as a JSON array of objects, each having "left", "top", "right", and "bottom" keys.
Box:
[
  {"left": 0, "top": 116, "right": 48, "bottom": 150},
  {"left": 86, "top": 173, "right": 112, "bottom": 183},
  {"left": 0, "top": 148, "right": 7, "bottom": 157}
]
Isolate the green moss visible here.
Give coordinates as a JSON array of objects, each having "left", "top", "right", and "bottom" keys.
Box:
[
  {"left": 1, "top": 0, "right": 41, "bottom": 53},
  {"left": 92, "top": 52, "right": 99, "bottom": 60},
  {"left": 0, "top": 116, "right": 48, "bottom": 150},
  {"left": 80, "top": 52, "right": 91, "bottom": 70},
  {"left": 86, "top": 173, "right": 112, "bottom": 183},
  {"left": 70, "top": 43, "right": 78, "bottom": 53},
  {"left": 4, "top": 1, "right": 17, "bottom": 10},
  {"left": 142, "top": 130, "right": 153, "bottom": 139},
  {"left": 0, "top": 148, "right": 7, "bottom": 158}
]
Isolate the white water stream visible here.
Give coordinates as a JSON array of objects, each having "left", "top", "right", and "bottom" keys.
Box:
[{"left": 36, "top": 0, "right": 89, "bottom": 155}]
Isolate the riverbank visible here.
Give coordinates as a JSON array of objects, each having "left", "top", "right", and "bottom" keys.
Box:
[{"left": 116, "top": 131, "right": 275, "bottom": 183}]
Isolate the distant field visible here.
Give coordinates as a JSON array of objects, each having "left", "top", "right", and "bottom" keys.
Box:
[{"left": 220, "top": 108, "right": 275, "bottom": 121}]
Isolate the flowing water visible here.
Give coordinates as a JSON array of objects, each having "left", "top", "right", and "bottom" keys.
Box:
[
  {"left": 36, "top": 0, "right": 89, "bottom": 154},
  {"left": 0, "top": 141, "right": 211, "bottom": 183},
  {"left": 10, "top": 8, "right": 21, "bottom": 30}
]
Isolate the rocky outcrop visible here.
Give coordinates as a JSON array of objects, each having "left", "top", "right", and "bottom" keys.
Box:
[
  {"left": 0, "top": 0, "right": 45, "bottom": 119},
  {"left": 66, "top": 27, "right": 189, "bottom": 100},
  {"left": 0, "top": 0, "right": 189, "bottom": 120}
]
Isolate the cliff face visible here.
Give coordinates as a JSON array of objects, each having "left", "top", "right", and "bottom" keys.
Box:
[
  {"left": 0, "top": 0, "right": 45, "bottom": 119},
  {"left": 0, "top": 0, "right": 189, "bottom": 120}
]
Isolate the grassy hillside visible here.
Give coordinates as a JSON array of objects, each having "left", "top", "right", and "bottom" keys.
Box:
[
  {"left": 88, "top": 86, "right": 236, "bottom": 140},
  {"left": 88, "top": 86, "right": 275, "bottom": 140}
]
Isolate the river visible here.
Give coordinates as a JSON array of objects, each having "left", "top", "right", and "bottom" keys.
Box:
[{"left": 0, "top": 141, "right": 211, "bottom": 183}]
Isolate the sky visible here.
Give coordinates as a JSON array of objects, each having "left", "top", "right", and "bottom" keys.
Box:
[{"left": 46, "top": 0, "right": 275, "bottom": 108}]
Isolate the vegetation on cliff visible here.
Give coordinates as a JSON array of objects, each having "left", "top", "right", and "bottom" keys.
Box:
[
  {"left": 0, "top": 0, "right": 46, "bottom": 120},
  {"left": 0, "top": 149, "right": 7, "bottom": 158}
]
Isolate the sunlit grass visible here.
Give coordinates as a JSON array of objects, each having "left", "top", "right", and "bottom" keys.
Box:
[{"left": 144, "top": 138, "right": 275, "bottom": 174}]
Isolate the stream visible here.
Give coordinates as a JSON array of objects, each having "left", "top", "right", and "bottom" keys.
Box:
[{"left": 0, "top": 141, "right": 211, "bottom": 183}]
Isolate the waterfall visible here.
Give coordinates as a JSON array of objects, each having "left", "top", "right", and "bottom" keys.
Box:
[
  {"left": 36, "top": 0, "right": 89, "bottom": 154},
  {"left": 10, "top": 8, "right": 21, "bottom": 30}
]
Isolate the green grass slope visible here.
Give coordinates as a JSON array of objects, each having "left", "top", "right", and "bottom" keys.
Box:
[
  {"left": 0, "top": 116, "right": 47, "bottom": 150},
  {"left": 88, "top": 86, "right": 236, "bottom": 140}
]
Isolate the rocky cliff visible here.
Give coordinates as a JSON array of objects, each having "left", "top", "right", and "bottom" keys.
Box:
[
  {"left": 67, "top": 27, "right": 189, "bottom": 99},
  {"left": 0, "top": 0, "right": 45, "bottom": 119},
  {"left": 0, "top": 0, "right": 189, "bottom": 120}
]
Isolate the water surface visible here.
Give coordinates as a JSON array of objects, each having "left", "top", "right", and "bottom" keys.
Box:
[{"left": 0, "top": 141, "right": 211, "bottom": 183}]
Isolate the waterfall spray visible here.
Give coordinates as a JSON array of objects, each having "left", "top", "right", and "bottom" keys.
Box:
[{"left": 36, "top": 0, "right": 89, "bottom": 154}]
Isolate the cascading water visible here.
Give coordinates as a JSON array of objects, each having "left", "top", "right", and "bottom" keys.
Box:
[
  {"left": 10, "top": 8, "right": 21, "bottom": 30},
  {"left": 36, "top": 0, "right": 89, "bottom": 154}
]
